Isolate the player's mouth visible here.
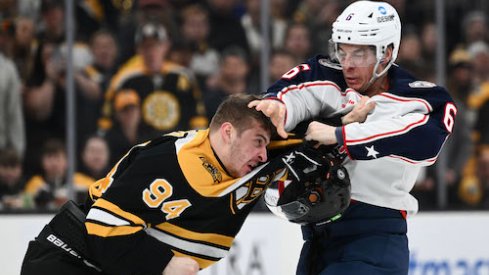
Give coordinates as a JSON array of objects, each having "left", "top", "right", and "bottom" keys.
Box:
[
  {"left": 246, "top": 162, "right": 257, "bottom": 172},
  {"left": 345, "top": 76, "right": 358, "bottom": 84}
]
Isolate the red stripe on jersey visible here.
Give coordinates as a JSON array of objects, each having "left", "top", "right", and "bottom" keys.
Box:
[
  {"left": 278, "top": 81, "right": 342, "bottom": 99},
  {"left": 379, "top": 93, "right": 432, "bottom": 112},
  {"left": 345, "top": 115, "right": 429, "bottom": 144},
  {"left": 388, "top": 154, "right": 437, "bottom": 164}
]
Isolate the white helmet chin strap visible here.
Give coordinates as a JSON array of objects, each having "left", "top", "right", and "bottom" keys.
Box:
[{"left": 362, "top": 56, "right": 392, "bottom": 93}]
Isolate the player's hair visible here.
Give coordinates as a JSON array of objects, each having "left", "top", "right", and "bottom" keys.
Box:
[{"left": 210, "top": 94, "right": 276, "bottom": 137}]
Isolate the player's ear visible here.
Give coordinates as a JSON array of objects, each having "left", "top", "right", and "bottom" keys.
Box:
[
  {"left": 381, "top": 46, "right": 393, "bottom": 64},
  {"left": 220, "top": 122, "right": 233, "bottom": 144}
]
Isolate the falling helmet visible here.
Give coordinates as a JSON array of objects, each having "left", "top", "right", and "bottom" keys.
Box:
[
  {"left": 331, "top": 1, "right": 401, "bottom": 76},
  {"left": 264, "top": 148, "right": 351, "bottom": 225}
]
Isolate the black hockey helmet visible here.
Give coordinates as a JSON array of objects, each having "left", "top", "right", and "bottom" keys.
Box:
[{"left": 264, "top": 145, "right": 351, "bottom": 225}]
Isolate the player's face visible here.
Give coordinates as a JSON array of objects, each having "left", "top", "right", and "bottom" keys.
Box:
[
  {"left": 337, "top": 44, "right": 377, "bottom": 92},
  {"left": 228, "top": 122, "right": 270, "bottom": 177}
]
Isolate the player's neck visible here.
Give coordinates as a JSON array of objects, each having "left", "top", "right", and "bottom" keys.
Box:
[{"left": 365, "top": 75, "right": 389, "bottom": 97}]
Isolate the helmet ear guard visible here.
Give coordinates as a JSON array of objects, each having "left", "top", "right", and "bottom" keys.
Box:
[{"left": 264, "top": 145, "right": 351, "bottom": 225}]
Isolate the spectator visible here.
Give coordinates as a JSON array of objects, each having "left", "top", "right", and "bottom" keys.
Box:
[
  {"left": 283, "top": 22, "right": 312, "bottom": 62},
  {"left": 179, "top": 4, "right": 220, "bottom": 88},
  {"left": 0, "top": 51, "right": 25, "bottom": 158},
  {"left": 204, "top": 46, "right": 250, "bottom": 119},
  {"left": 23, "top": 0, "right": 92, "bottom": 177},
  {"left": 240, "top": 0, "right": 287, "bottom": 62},
  {"left": 104, "top": 89, "right": 150, "bottom": 166},
  {"left": 293, "top": 0, "right": 342, "bottom": 55},
  {"left": 116, "top": 0, "right": 179, "bottom": 65},
  {"left": 206, "top": 0, "right": 250, "bottom": 54},
  {"left": 75, "top": 29, "right": 119, "bottom": 143},
  {"left": 78, "top": 135, "right": 110, "bottom": 181},
  {"left": 23, "top": 139, "right": 93, "bottom": 209},
  {"left": 0, "top": 148, "right": 29, "bottom": 210},
  {"left": 397, "top": 26, "right": 430, "bottom": 80},
  {"left": 99, "top": 22, "right": 208, "bottom": 139},
  {"left": 477, "top": 147, "right": 489, "bottom": 208},
  {"left": 467, "top": 41, "right": 489, "bottom": 85},
  {"left": 11, "top": 16, "right": 37, "bottom": 83},
  {"left": 462, "top": 11, "right": 489, "bottom": 46},
  {"left": 269, "top": 49, "right": 298, "bottom": 83},
  {"left": 456, "top": 42, "right": 489, "bottom": 208}
]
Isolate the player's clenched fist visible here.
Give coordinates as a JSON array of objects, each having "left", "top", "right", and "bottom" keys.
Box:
[
  {"left": 341, "top": 96, "right": 375, "bottom": 125},
  {"left": 248, "top": 99, "right": 288, "bottom": 138},
  {"left": 162, "top": 256, "right": 199, "bottom": 275},
  {"left": 305, "top": 121, "right": 337, "bottom": 146}
]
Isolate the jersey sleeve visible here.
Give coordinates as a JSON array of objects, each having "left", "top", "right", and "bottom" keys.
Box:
[
  {"left": 341, "top": 87, "right": 457, "bottom": 165},
  {"left": 265, "top": 56, "right": 361, "bottom": 131}
]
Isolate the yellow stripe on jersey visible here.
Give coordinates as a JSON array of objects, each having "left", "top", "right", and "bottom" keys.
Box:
[
  {"left": 86, "top": 222, "right": 143, "bottom": 237},
  {"left": 172, "top": 250, "right": 216, "bottom": 269},
  {"left": 92, "top": 198, "right": 146, "bottom": 225},
  {"left": 155, "top": 222, "right": 233, "bottom": 248},
  {"left": 176, "top": 130, "right": 240, "bottom": 197}
]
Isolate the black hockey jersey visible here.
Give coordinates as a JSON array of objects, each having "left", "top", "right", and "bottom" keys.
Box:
[{"left": 85, "top": 130, "right": 283, "bottom": 274}]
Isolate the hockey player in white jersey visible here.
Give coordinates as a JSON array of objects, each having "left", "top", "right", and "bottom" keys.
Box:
[{"left": 250, "top": 1, "right": 456, "bottom": 274}]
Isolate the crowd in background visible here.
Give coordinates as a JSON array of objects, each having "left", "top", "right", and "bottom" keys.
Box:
[{"left": 0, "top": 0, "right": 488, "bottom": 212}]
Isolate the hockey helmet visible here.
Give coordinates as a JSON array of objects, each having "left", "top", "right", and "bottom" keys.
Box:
[
  {"left": 264, "top": 151, "right": 351, "bottom": 225},
  {"left": 331, "top": 1, "right": 401, "bottom": 76}
]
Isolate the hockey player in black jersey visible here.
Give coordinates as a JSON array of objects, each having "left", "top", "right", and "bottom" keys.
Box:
[{"left": 20, "top": 94, "right": 359, "bottom": 275}]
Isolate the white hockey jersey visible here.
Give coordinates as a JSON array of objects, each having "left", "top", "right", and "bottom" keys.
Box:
[{"left": 265, "top": 56, "right": 457, "bottom": 214}]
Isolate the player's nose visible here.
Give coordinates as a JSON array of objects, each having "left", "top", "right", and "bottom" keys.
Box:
[{"left": 258, "top": 148, "right": 267, "bottom": 162}]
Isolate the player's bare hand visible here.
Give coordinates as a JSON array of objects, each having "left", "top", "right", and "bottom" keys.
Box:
[
  {"left": 305, "top": 121, "right": 337, "bottom": 146},
  {"left": 342, "top": 96, "right": 375, "bottom": 125},
  {"left": 248, "top": 99, "right": 288, "bottom": 138},
  {"left": 162, "top": 256, "right": 199, "bottom": 275}
]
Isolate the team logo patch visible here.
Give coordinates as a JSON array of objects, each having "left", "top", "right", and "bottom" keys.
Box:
[
  {"left": 200, "top": 156, "right": 222, "bottom": 184},
  {"left": 143, "top": 91, "right": 180, "bottom": 130},
  {"left": 408, "top": 81, "right": 436, "bottom": 88}
]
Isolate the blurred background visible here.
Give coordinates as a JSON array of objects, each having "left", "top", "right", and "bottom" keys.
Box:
[{"left": 0, "top": 0, "right": 488, "bottom": 213}]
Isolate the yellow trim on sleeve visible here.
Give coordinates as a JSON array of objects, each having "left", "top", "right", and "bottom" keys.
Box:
[{"left": 85, "top": 222, "right": 143, "bottom": 237}]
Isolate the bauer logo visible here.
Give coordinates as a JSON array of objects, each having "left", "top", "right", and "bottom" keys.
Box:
[{"left": 46, "top": 233, "right": 81, "bottom": 258}]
